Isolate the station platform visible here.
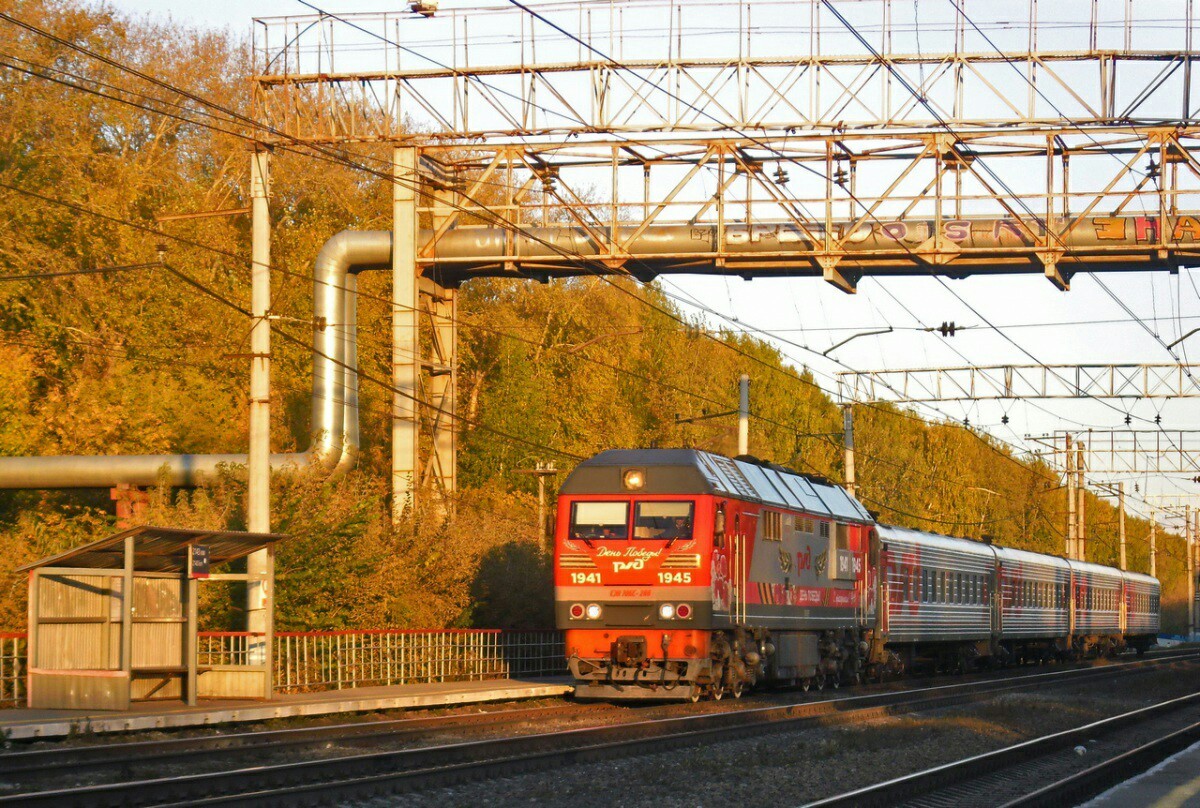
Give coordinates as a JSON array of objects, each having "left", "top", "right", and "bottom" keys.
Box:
[
  {"left": 1087, "top": 739, "right": 1200, "bottom": 807},
  {"left": 0, "top": 676, "right": 573, "bottom": 740}
]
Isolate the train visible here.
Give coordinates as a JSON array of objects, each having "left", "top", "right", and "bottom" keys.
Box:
[{"left": 554, "top": 449, "right": 1161, "bottom": 701}]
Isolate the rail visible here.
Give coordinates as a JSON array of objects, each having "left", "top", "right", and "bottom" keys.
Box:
[
  {"left": 0, "top": 629, "right": 565, "bottom": 705},
  {"left": 7, "top": 653, "right": 1194, "bottom": 807}
]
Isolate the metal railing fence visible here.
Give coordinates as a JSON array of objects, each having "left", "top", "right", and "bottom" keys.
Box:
[
  {"left": 0, "top": 629, "right": 565, "bottom": 704},
  {"left": 0, "top": 633, "right": 25, "bottom": 707},
  {"left": 261, "top": 629, "right": 565, "bottom": 693}
]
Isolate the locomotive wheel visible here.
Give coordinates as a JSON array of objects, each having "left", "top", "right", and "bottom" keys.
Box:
[
  {"left": 829, "top": 673, "right": 840, "bottom": 689},
  {"left": 814, "top": 674, "right": 826, "bottom": 691},
  {"left": 688, "top": 685, "right": 702, "bottom": 703},
  {"left": 801, "top": 678, "right": 811, "bottom": 692},
  {"left": 729, "top": 679, "right": 745, "bottom": 699},
  {"left": 710, "top": 684, "right": 724, "bottom": 701}
]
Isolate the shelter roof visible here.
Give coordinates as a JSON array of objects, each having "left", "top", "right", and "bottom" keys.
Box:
[{"left": 18, "top": 525, "right": 287, "bottom": 573}]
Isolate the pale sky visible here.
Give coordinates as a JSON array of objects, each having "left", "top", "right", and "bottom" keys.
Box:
[{"left": 110, "top": 0, "right": 1200, "bottom": 521}]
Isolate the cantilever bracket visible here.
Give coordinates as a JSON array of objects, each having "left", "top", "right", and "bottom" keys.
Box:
[
  {"left": 817, "top": 255, "right": 858, "bottom": 294},
  {"left": 1039, "top": 250, "right": 1070, "bottom": 291}
]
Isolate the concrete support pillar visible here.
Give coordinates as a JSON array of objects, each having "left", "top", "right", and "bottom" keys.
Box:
[
  {"left": 247, "top": 149, "right": 272, "bottom": 634},
  {"left": 416, "top": 158, "right": 458, "bottom": 512},
  {"left": 1150, "top": 509, "right": 1157, "bottom": 578},
  {"left": 737, "top": 374, "right": 750, "bottom": 457},
  {"left": 842, "top": 403, "right": 856, "bottom": 498},
  {"left": 1076, "top": 440, "right": 1087, "bottom": 561},
  {"left": 1118, "top": 482, "right": 1126, "bottom": 571},
  {"left": 1189, "top": 506, "right": 1196, "bottom": 639},
  {"left": 424, "top": 283, "right": 457, "bottom": 502},
  {"left": 1066, "top": 434, "right": 1076, "bottom": 559},
  {"left": 393, "top": 147, "right": 420, "bottom": 522}
]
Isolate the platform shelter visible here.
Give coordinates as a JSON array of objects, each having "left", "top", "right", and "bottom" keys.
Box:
[{"left": 19, "top": 526, "right": 285, "bottom": 710}]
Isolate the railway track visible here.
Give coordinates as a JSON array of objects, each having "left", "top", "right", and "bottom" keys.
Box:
[
  {"left": 2, "top": 651, "right": 1195, "bottom": 807},
  {"left": 809, "top": 670, "right": 1200, "bottom": 807},
  {"left": 0, "top": 701, "right": 619, "bottom": 781}
]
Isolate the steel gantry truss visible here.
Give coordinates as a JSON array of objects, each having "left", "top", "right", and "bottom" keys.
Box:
[
  {"left": 1027, "top": 430, "right": 1200, "bottom": 474},
  {"left": 837, "top": 364, "right": 1200, "bottom": 403},
  {"left": 246, "top": 0, "right": 1200, "bottom": 514}
]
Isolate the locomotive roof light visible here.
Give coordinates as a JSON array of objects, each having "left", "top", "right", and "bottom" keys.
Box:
[
  {"left": 585, "top": 603, "right": 603, "bottom": 620},
  {"left": 658, "top": 603, "right": 676, "bottom": 620},
  {"left": 622, "top": 468, "right": 646, "bottom": 491}
]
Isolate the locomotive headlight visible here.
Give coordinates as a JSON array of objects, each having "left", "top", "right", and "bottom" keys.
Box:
[
  {"left": 658, "top": 603, "right": 675, "bottom": 620},
  {"left": 585, "top": 603, "right": 603, "bottom": 620},
  {"left": 622, "top": 468, "right": 646, "bottom": 491}
]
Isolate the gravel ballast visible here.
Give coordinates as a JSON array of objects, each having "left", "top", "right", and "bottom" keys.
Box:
[{"left": 365, "top": 662, "right": 1200, "bottom": 808}]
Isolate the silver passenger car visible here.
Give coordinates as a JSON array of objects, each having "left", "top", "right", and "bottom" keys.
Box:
[
  {"left": 877, "top": 524, "right": 994, "bottom": 643},
  {"left": 1068, "top": 560, "right": 1123, "bottom": 636},
  {"left": 1122, "top": 570, "right": 1161, "bottom": 637},
  {"left": 994, "top": 546, "right": 1070, "bottom": 639}
]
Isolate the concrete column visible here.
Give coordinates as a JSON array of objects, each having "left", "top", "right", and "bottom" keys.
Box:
[
  {"left": 428, "top": 287, "right": 457, "bottom": 501},
  {"left": 393, "top": 147, "right": 420, "bottom": 521},
  {"left": 1150, "top": 508, "right": 1157, "bottom": 578},
  {"left": 1076, "top": 441, "right": 1086, "bottom": 561},
  {"left": 1188, "top": 506, "right": 1196, "bottom": 639},
  {"left": 247, "top": 150, "right": 271, "bottom": 634},
  {"left": 1118, "top": 482, "right": 1126, "bottom": 571},
  {"left": 422, "top": 165, "right": 458, "bottom": 511},
  {"left": 737, "top": 374, "right": 750, "bottom": 456},
  {"left": 1066, "top": 434, "right": 1076, "bottom": 559},
  {"left": 842, "top": 403, "right": 856, "bottom": 498}
]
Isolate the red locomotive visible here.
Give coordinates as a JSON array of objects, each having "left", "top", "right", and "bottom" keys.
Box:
[{"left": 554, "top": 449, "right": 1160, "bottom": 701}]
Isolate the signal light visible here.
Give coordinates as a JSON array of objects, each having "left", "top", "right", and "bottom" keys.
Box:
[
  {"left": 676, "top": 603, "right": 693, "bottom": 620},
  {"left": 569, "top": 603, "right": 584, "bottom": 619}
]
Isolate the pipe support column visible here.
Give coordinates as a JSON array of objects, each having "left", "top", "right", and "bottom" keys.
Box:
[
  {"left": 393, "top": 147, "right": 420, "bottom": 521},
  {"left": 247, "top": 150, "right": 271, "bottom": 635}
]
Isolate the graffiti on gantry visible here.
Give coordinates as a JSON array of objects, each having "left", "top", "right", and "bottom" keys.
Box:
[{"left": 718, "top": 215, "right": 1200, "bottom": 248}]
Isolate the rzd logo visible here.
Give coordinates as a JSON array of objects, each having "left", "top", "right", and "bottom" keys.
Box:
[{"left": 612, "top": 559, "right": 647, "bottom": 572}]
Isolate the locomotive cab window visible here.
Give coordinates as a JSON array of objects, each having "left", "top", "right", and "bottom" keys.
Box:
[
  {"left": 633, "top": 501, "right": 694, "bottom": 540},
  {"left": 570, "top": 501, "right": 630, "bottom": 540}
]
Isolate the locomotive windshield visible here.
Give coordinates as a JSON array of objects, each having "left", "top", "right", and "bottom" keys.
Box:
[
  {"left": 634, "top": 501, "right": 694, "bottom": 540},
  {"left": 569, "top": 501, "right": 629, "bottom": 539}
]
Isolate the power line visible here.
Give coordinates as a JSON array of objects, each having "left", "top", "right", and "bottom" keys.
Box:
[
  {"left": 818, "top": 0, "right": 1200, "bottom": 478},
  {"left": 0, "top": 8, "right": 1123, "bottom": 500},
  {"left": 0, "top": 262, "right": 163, "bottom": 282},
  {"left": 499, "top": 0, "right": 1160, "bottom": 467}
]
